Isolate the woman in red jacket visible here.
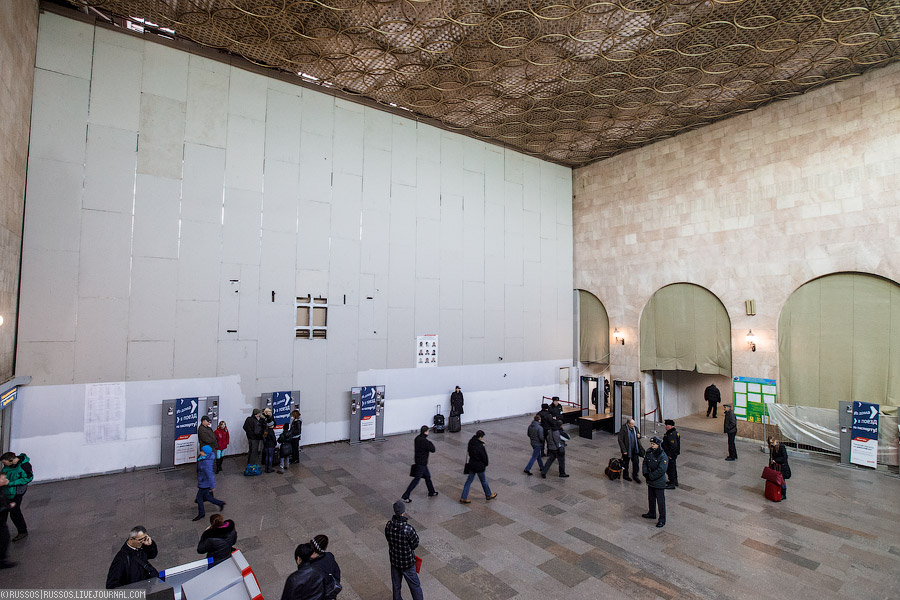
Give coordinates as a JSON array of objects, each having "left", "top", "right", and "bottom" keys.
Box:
[{"left": 214, "top": 421, "right": 229, "bottom": 473}]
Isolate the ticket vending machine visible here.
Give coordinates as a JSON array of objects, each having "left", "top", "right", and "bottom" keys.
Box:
[
  {"left": 349, "top": 386, "right": 385, "bottom": 445},
  {"left": 159, "top": 396, "right": 220, "bottom": 471},
  {"left": 612, "top": 380, "right": 641, "bottom": 434}
]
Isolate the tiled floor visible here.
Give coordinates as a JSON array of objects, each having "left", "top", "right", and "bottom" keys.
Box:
[{"left": 4, "top": 416, "right": 900, "bottom": 599}]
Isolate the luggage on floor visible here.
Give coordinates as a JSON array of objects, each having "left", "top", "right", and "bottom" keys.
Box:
[
  {"left": 448, "top": 414, "right": 461, "bottom": 433},
  {"left": 243, "top": 464, "right": 261, "bottom": 476},
  {"left": 432, "top": 404, "right": 445, "bottom": 432},
  {"left": 604, "top": 457, "right": 622, "bottom": 480},
  {"left": 764, "top": 479, "right": 783, "bottom": 502}
]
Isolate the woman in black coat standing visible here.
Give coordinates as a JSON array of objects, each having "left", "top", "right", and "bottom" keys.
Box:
[
  {"left": 309, "top": 534, "right": 341, "bottom": 599},
  {"left": 197, "top": 514, "right": 237, "bottom": 567},
  {"left": 459, "top": 430, "right": 497, "bottom": 504},
  {"left": 768, "top": 437, "right": 791, "bottom": 499}
]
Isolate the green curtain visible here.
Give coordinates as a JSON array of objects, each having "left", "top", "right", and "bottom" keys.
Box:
[
  {"left": 639, "top": 283, "right": 731, "bottom": 376},
  {"left": 579, "top": 290, "right": 609, "bottom": 365},
  {"left": 779, "top": 273, "right": 900, "bottom": 408}
]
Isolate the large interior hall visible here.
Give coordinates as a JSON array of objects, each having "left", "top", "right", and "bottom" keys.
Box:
[{"left": 1, "top": 1, "right": 900, "bottom": 598}]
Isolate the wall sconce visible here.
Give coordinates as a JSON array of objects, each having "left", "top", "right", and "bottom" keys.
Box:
[
  {"left": 613, "top": 328, "right": 624, "bottom": 345},
  {"left": 746, "top": 330, "right": 756, "bottom": 352}
]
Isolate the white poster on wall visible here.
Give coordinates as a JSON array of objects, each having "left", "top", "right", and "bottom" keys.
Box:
[
  {"left": 416, "top": 334, "right": 439, "bottom": 368},
  {"left": 84, "top": 383, "right": 126, "bottom": 445}
]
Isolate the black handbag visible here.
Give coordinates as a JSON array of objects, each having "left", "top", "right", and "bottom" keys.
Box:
[
  {"left": 409, "top": 464, "right": 417, "bottom": 477},
  {"left": 463, "top": 462, "right": 470, "bottom": 475}
]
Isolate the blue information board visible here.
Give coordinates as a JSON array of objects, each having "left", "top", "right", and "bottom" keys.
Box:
[
  {"left": 850, "top": 401, "right": 879, "bottom": 468},
  {"left": 360, "top": 386, "right": 377, "bottom": 440},
  {"left": 175, "top": 397, "right": 199, "bottom": 465},
  {"left": 272, "top": 391, "right": 293, "bottom": 427}
]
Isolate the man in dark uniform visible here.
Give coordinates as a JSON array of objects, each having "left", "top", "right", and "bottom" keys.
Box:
[
  {"left": 661, "top": 419, "right": 680, "bottom": 489},
  {"left": 704, "top": 383, "right": 721, "bottom": 418},
  {"left": 401, "top": 426, "right": 438, "bottom": 502},
  {"left": 548, "top": 397, "right": 563, "bottom": 421}
]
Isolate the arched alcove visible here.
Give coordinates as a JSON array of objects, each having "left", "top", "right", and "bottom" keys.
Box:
[
  {"left": 577, "top": 290, "right": 609, "bottom": 365},
  {"left": 778, "top": 272, "right": 900, "bottom": 409}
]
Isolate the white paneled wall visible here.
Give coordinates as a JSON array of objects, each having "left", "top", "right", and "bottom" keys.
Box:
[{"left": 17, "top": 13, "right": 574, "bottom": 450}]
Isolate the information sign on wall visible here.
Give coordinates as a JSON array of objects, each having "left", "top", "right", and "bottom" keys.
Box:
[
  {"left": 850, "top": 401, "right": 879, "bottom": 468},
  {"left": 732, "top": 376, "right": 776, "bottom": 423},
  {"left": 416, "top": 334, "right": 439, "bottom": 367},
  {"left": 272, "top": 391, "right": 293, "bottom": 430},
  {"left": 360, "top": 386, "right": 378, "bottom": 440},
  {"left": 174, "top": 397, "right": 199, "bottom": 465}
]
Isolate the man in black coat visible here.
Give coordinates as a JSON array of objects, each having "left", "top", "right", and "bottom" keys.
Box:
[
  {"left": 450, "top": 386, "right": 464, "bottom": 417},
  {"left": 105, "top": 526, "right": 159, "bottom": 589},
  {"left": 705, "top": 383, "right": 721, "bottom": 418},
  {"left": 617, "top": 418, "right": 644, "bottom": 482},
  {"left": 243, "top": 409, "right": 264, "bottom": 466},
  {"left": 537, "top": 403, "right": 554, "bottom": 457},
  {"left": 641, "top": 437, "right": 669, "bottom": 528},
  {"left": 661, "top": 419, "right": 680, "bottom": 489},
  {"left": 401, "top": 426, "right": 438, "bottom": 502},
  {"left": 198, "top": 416, "right": 218, "bottom": 451},
  {"left": 281, "top": 542, "right": 327, "bottom": 600},
  {"left": 724, "top": 404, "right": 738, "bottom": 461},
  {"left": 548, "top": 397, "right": 563, "bottom": 421}
]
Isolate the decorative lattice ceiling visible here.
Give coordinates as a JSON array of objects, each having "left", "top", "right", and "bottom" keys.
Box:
[{"left": 62, "top": 0, "right": 900, "bottom": 166}]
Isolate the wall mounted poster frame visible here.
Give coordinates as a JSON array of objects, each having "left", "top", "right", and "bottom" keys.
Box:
[
  {"left": 416, "top": 334, "right": 439, "bottom": 367},
  {"left": 732, "top": 376, "right": 776, "bottom": 423}
]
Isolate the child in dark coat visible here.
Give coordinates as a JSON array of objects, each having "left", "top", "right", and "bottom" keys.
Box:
[{"left": 194, "top": 445, "right": 225, "bottom": 521}]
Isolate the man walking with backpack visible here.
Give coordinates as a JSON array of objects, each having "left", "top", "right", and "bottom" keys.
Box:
[{"left": 0, "top": 452, "right": 32, "bottom": 542}]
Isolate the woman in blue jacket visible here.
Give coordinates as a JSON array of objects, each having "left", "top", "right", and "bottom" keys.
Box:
[{"left": 194, "top": 445, "right": 225, "bottom": 521}]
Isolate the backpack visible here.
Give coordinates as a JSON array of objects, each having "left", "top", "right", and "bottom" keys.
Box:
[
  {"left": 243, "top": 464, "right": 261, "bottom": 476},
  {"left": 604, "top": 458, "right": 622, "bottom": 480}
]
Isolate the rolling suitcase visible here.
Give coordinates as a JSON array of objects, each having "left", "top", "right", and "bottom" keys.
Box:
[
  {"left": 448, "top": 414, "right": 461, "bottom": 433},
  {"left": 432, "top": 404, "right": 445, "bottom": 433},
  {"left": 761, "top": 465, "right": 784, "bottom": 502}
]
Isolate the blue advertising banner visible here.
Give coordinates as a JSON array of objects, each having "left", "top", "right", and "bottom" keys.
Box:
[
  {"left": 175, "top": 397, "right": 199, "bottom": 465},
  {"left": 272, "top": 391, "right": 293, "bottom": 428},
  {"left": 850, "top": 401, "right": 879, "bottom": 468},
  {"left": 360, "top": 386, "right": 377, "bottom": 440},
  {"left": 0, "top": 386, "right": 16, "bottom": 409}
]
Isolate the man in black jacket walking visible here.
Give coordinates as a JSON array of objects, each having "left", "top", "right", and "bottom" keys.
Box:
[
  {"left": 661, "top": 419, "right": 680, "bottom": 488},
  {"left": 705, "top": 383, "right": 721, "bottom": 418},
  {"left": 402, "top": 426, "right": 438, "bottom": 502},
  {"left": 105, "top": 526, "right": 159, "bottom": 589},
  {"left": 724, "top": 404, "right": 738, "bottom": 461}
]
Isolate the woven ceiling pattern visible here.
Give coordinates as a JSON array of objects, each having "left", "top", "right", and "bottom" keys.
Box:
[{"left": 65, "top": 0, "right": 900, "bottom": 166}]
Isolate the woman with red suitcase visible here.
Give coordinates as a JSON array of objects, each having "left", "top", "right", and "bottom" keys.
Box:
[{"left": 768, "top": 437, "right": 791, "bottom": 499}]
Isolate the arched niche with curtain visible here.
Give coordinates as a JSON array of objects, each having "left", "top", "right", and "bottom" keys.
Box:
[
  {"left": 778, "top": 272, "right": 900, "bottom": 409},
  {"left": 640, "top": 283, "right": 732, "bottom": 376},
  {"left": 578, "top": 290, "right": 609, "bottom": 365}
]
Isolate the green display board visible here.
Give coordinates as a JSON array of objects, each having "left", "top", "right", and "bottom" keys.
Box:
[{"left": 732, "top": 376, "right": 776, "bottom": 424}]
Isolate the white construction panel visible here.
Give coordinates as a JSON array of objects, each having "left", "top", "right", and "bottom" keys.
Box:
[
  {"left": 440, "top": 135, "right": 463, "bottom": 197},
  {"left": 504, "top": 242, "right": 524, "bottom": 286},
  {"left": 523, "top": 211, "right": 541, "bottom": 262},
  {"left": 389, "top": 183, "right": 416, "bottom": 245},
  {"left": 505, "top": 284, "right": 524, "bottom": 339},
  {"left": 265, "top": 89, "right": 302, "bottom": 163},
  {"left": 484, "top": 148, "right": 505, "bottom": 204},
  {"left": 361, "top": 240, "right": 389, "bottom": 276},
  {"left": 218, "top": 267, "right": 240, "bottom": 338},
  {"left": 137, "top": 94, "right": 186, "bottom": 179},
  {"left": 333, "top": 106, "right": 364, "bottom": 175},
  {"left": 95, "top": 27, "right": 143, "bottom": 51},
  {"left": 79, "top": 210, "right": 132, "bottom": 299},
  {"left": 439, "top": 309, "right": 463, "bottom": 366},
  {"left": 189, "top": 54, "right": 230, "bottom": 76},
  {"left": 182, "top": 143, "right": 225, "bottom": 224},
  {"left": 358, "top": 277, "right": 388, "bottom": 341},
  {"left": 440, "top": 202, "right": 463, "bottom": 242},
  {"left": 331, "top": 173, "right": 363, "bottom": 241},
  {"left": 217, "top": 340, "right": 257, "bottom": 386},
  {"left": 484, "top": 204, "right": 504, "bottom": 257},
  {"left": 297, "top": 200, "right": 330, "bottom": 272},
  {"left": 292, "top": 342, "right": 327, "bottom": 417},
  {"left": 75, "top": 297, "right": 129, "bottom": 383},
  {"left": 358, "top": 339, "right": 388, "bottom": 372},
  {"left": 263, "top": 160, "right": 300, "bottom": 233},
  {"left": 142, "top": 42, "right": 189, "bottom": 102},
  {"left": 557, "top": 226, "right": 574, "bottom": 270},
  {"left": 463, "top": 281, "right": 485, "bottom": 339},
  {"left": 415, "top": 218, "right": 439, "bottom": 280},
  {"left": 361, "top": 209, "right": 390, "bottom": 245},
  {"left": 88, "top": 41, "right": 142, "bottom": 131},
  {"left": 391, "top": 118, "right": 417, "bottom": 186},
  {"left": 505, "top": 182, "right": 524, "bottom": 219},
  {"left": 556, "top": 177, "right": 573, "bottom": 226},
  {"left": 126, "top": 341, "right": 175, "bottom": 381},
  {"left": 540, "top": 285, "right": 557, "bottom": 330},
  {"left": 129, "top": 256, "right": 177, "bottom": 341},
  {"left": 325, "top": 305, "right": 359, "bottom": 374},
  {"left": 222, "top": 187, "right": 262, "bottom": 265},
  {"left": 15, "top": 342, "right": 75, "bottom": 386},
  {"left": 256, "top": 304, "right": 295, "bottom": 378},
  {"left": 22, "top": 157, "right": 83, "bottom": 252},
  {"left": 523, "top": 157, "right": 541, "bottom": 213},
  {"left": 363, "top": 106, "right": 392, "bottom": 150},
  {"left": 540, "top": 193, "right": 557, "bottom": 239},
  {"left": 415, "top": 159, "right": 441, "bottom": 221},
  {"left": 328, "top": 238, "right": 361, "bottom": 303},
  {"left": 133, "top": 174, "right": 181, "bottom": 259},
  {"left": 83, "top": 124, "right": 137, "bottom": 214},
  {"left": 239, "top": 264, "right": 260, "bottom": 341},
  {"left": 386, "top": 307, "right": 415, "bottom": 369},
  {"left": 260, "top": 230, "right": 297, "bottom": 273},
  {"left": 416, "top": 123, "right": 441, "bottom": 162},
  {"left": 523, "top": 262, "right": 541, "bottom": 313},
  {"left": 295, "top": 269, "right": 327, "bottom": 300},
  {"left": 326, "top": 372, "right": 356, "bottom": 424},
  {"left": 484, "top": 277, "right": 504, "bottom": 311},
  {"left": 414, "top": 278, "right": 440, "bottom": 335},
  {"left": 224, "top": 116, "right": 265, "bottom": 192},
  {"left": 524, "top": 311, "right": 542, "bottom": 361},
  {"left": 439, "top": 255, "right": 463, "bottom": 309},
  {"left": 17, "top": 249, "right": 79, "bottom": 343},
  {"left": 462, "top": 337, "right": 484, "bottom": 366},
  {"left": 504, "top": 150, "right": 524, "bottom": 184},
  {"left": 229, "top": 67, "right": 268, "bottom": 120},
  {"left": 463, "top": 137, "right": 485, "bottom": 173},
  {"left": 540, "top": 239, "right": 557, "bottom": 286},
  {"left": 185, "top": 67, "right": 229, "bottom": 148},
  {"left": 462, "top": 225, "right": 484, "bottom": 283},
  {"left": 300, "top": 89, "right": 334, "bottom": 137},
  {"left": 362, "top": 146, "right": 391, "bottom": 211},
  {"left": 299, "top": 131, "right": 333, "bottom": 203},
  {"left": 178, "top": 219, "right": 222, "bottom": 302},
  {"left": 29, "top": 70, "right": 89, "bottom": 164},
  {"left": 463, "top": 170, "right": 484, "bottom": 225},
  {"left": 35, "top": 12, "right": 94, "bottom": 80},
  {"left": 174, "top": 300, "right": 219, "bottom": 378},
  {"left": 388, "top": 244, "right": 416, "bottom": 309},
  {"left": 483, "top": 309, "right": 505, "bottom": 363},
  {"left": 504, "top": 337, "right": 524, "bottom": 363}
]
